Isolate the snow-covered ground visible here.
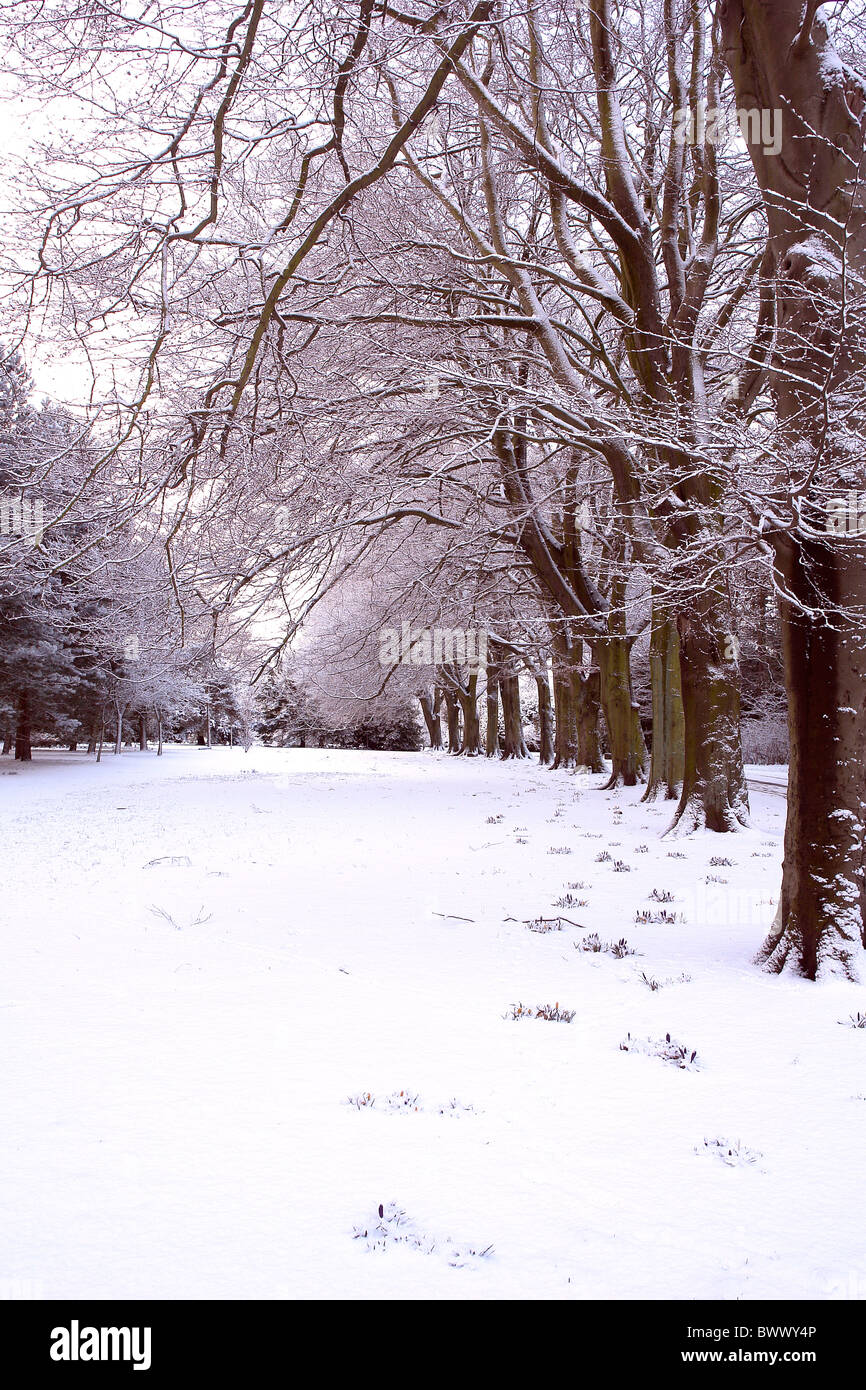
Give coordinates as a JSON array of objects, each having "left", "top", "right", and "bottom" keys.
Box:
[{"left": 2, "top": 747, "right": 863, "bottom": 1301}]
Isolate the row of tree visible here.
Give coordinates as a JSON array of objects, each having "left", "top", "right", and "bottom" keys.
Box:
[{"left": 1, "top": 0, "right": 863, "bottom": 978}]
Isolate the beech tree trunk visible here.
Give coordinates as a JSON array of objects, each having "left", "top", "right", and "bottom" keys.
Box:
[
  {"left": 14, "top": 689, "right": 32, "bottom": 761},
  {"left": 594, "top": 636, "right": 647, "bottom": 788},
  {"left": 721, "top": 0, "right": 866, "bottom": 973},
  {"left": 499, "top": 673, "right": 528, "bottom": 759},
  {"left": 139, "top": 714, "right": 148, "bottom": 751},
  {"left": 443, "top": 687, "right": 461, "bottom": 753},
  {"left": 535, "top": 672, "right": 554, "bottom": 765},
  {"left": 672, "top": 598, "right": 748, "bottom": 832},
  {"left": 551, "top": 632, "right": 578, "bottom": 768},
  {"left": 573, "top": 668, "right": 603, "bottom": 772},
  {"left": 418, "top": 691, "right": 443, "bottom": 749},
  {"left": 643, "top": 606, "right": 685, "bottom": 802},
  {"left": 456, "top": 672, "right": 483, "bottom": 756},
  {"left": 759, "top": 539, "right": 866, "bottom": 977},
  {"left": 485, "top": 677, "right": 500, "bottom": 757}
]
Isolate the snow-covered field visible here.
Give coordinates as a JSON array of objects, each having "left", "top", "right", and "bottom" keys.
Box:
[{"left": 2, "top": 747, "right": 864, "bottom": 1301}]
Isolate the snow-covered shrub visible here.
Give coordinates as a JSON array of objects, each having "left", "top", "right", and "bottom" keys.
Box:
[
  {"left": 576, "top": 934, "right": 636, "bottom": 957},
  {"left": 506, "top": 1001, "right": 575, "bottom": 1022},
  {"left": 697, "top": 1137, "right": 760, "bottom": 1166},
  {"left": 741, "top": 714, "right": 789, "bottom": 765},
  {"left": 619, "top": 1032, "right": 699, "bottom": 1068}
]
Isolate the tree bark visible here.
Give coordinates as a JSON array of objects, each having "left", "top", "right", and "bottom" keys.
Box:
[
  {"left": 643, "top": 605, "right": 685, "bottom": 802},
  {"left": 418, "top": 691, "right": 443, "bottom": 749},
  {"left": 485, "top": 676, "right": 500, "bottom": 757},
  {"left": 499, "top": 672, "right": 528, "bottom": 759},
  {"left": 594, "top": 636, "right": 647, "bottom": 787},
  {"left": 759, "top": 540, "right": 866, "bottom": 977},
  {"left": 551, "top": 631, "right": 578, "bottom": 768},
  {"left": 139, "top": 714, "right": 148, "bottom": 751},
  {"left": 535, "top": 671, "right": 554, "bottom": 765},
  {"left": 456, "top": 672, "right": 483, "bottom": 756},
  {"left": 443, "top": 687, "right": 461, "bottom": 753},
  {"left": 574, "top": 667, "right": 604, "bottom": 772},
  {"left": 670, "top": 594, "right": 749, "bottom": 832},
  {"left": 14, "top": 689, "right": 32, "bottom": 761},
  {"left": 721, "top": 0, "right": 866, "bottom": 972}
]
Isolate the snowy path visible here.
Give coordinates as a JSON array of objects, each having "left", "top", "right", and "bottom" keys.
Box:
[{"left": 1, "top": 748, "right": 863, "bottom": 1300}]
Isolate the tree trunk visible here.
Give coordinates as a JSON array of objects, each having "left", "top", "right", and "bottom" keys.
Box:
[
  {"left": 139, "top": 714, "right": 147, "bottom": 751},
  {"left": 456, "top": 672, "right": 482, "bottom": 756},
  {"left": 594, "top": 636, "right": 647, "bottom": 787},
  {"left": 499, "top": 673, "right": 528, "bottom": 759},
  {"left": 551, "top": 632, "right": 578, "bottom": 768},
  {"left": 758, "top": 539, "right": 866, "bottom": 978},
  {"left": 574, "top": 667, "right": 604, "bottom": 772},
  {"left": 1, "top": 728, "right": 12, "bottom": 755},
  {"left": 669, "top": 592, "right": 749, "bottom": 833},
  {"left": 643, "top": 606, "right": 685, "bottom": 802},
  {"left": 14, "top": 689, "right": 32, "bottom": 761},
  {"left": 443, "top": 688, "right": 461, "bottom": 753},
  {"left": 114, "top": 703, "right": 124, "bottom": 755},
  {"left": 485, "top": 677, "right": 500, "bottom": 757},
  {"left": 721, "top": 0, "right": 866, "bottom": 971},
  {"left": 535, "top": 672, "right": 554, "bottom": 765},
  {"left": 418, "top": 691, "right": 443, "bottom": 749},
  {"left": 157, "top": 716, "right": 163, "bottom": 756}
]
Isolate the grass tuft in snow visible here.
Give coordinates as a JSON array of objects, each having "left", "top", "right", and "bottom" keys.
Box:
[
  {"left": 619, "top": 1032, "right": 699, "bottom": 1069},
  {"left": 352, "top": 1203, "right": 494, "bottom": 1265},
  {"left": 576, "top": 934, "right": 637, "bottom": 957},
  {"left": 525, "top": 916, "right": 563, "bottom": 933},
  {"left": 506, "top": 1001, "right": 575, "bottom": 1022},
  {"left": 347, "top": 1091, "right": 477, "bottom": 1116},
  {"left": 148, "top": 903, "right": 212, "bottom": 930},
  {"left": 553, "top": 892, "right": 587, "bottom": 908},
  {"left": 697, "top": 1137, "right": 761, "bottom": 1166},
  {"left": 839, "top": 1011, "right": 866, "bottom": 1030}
]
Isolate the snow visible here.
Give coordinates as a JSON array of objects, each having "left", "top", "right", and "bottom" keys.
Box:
[{"left": 2, "top": 746, "right": 864, "bottom": 1301}]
